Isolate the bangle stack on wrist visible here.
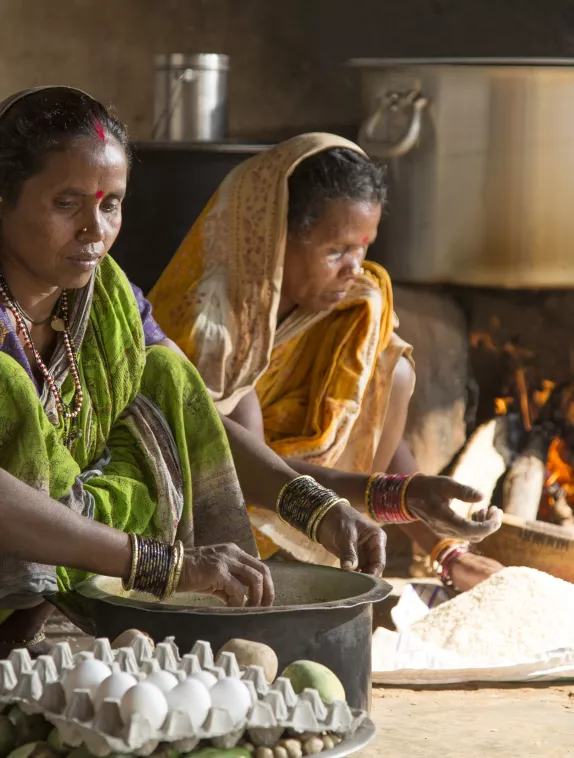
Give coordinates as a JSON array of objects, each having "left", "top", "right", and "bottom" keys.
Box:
[
  {"left": 277, "top": 475, "right": 350, "bottom": 542},
  {"left": 123, "top": 534, "right": 185, "bottom": 600},
  {"left": 365, "top": 473, "right": 419, "bottom": 524},
  {"left": 430, "top": 538, "right": 469, "bottom": 588}
]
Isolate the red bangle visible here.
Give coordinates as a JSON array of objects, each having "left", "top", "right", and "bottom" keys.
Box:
[
  {"left": 366, "top": 473, "right": 419, "bottom": 524},
  {"left": 438, "top": 545, "right": 469, "bottom": 587}
]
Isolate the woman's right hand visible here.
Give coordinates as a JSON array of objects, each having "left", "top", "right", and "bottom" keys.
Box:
[
  {"left": 178, "top": 544, "right": 275, "bottom": 608},
  {"left": 406, "top": 476, "right": 502, "bottom": 543}
]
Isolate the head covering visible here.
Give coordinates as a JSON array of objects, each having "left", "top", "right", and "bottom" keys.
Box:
[{"left": 148, "top": 132, "right": 393, "bottom": 415}]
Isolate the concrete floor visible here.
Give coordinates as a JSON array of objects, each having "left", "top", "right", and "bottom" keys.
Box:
[
  {"left": 366, "top": 578, "right": 574, "bottom": 756},
  {"left": 363, "top": 685, "right": 574, "bottom": 757}
]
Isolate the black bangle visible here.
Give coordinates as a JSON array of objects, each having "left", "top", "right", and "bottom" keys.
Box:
[
  {"left": 277, "top": 476, "right": 348, "bottom": 540},
  {"left": 129, "top": 535, "right": 173, "bottom": 599}
]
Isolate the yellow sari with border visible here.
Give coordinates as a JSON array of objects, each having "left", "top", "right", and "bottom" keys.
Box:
[{"left": 149, "top": 133, "right": 412, "bottom": 563}]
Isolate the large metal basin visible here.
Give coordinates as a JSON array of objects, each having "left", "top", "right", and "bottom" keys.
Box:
[
  {"left": 76, "top": 562, "right": 391, "bottom": 711},
  {"left": 350, "top": 58, "right": 574, "bottom": 288}
]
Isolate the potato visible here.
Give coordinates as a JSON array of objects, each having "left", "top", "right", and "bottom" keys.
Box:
[
  {"left": 302, "top": 738, "right": 323, "bottom": 756},
  {"left": 277, "top": 741, "right": 302, "bottom": 758},
  {"left": 110, "top": 629, "right": 154, "bottom": 650},
  {"left": 217, "top": 639, "right": 278, "bottom": 683}
]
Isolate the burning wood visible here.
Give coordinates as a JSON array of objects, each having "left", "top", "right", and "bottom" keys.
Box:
[
  {"left": 502, "top": 430, "right": 550, "bottom": 521},
  {"left": 466, "top": 329, "right": 574, "bottom": 530},
  {"left": 446, "top": 417, "right": 512, "bottom": 518},
  {"left": 491, "top": 382, "right": 574, "bottom": 526}
]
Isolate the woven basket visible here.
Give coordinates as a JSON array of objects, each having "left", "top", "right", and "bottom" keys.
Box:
[{"left": 479, "top": 513, "right": 574, "bottom": 583}]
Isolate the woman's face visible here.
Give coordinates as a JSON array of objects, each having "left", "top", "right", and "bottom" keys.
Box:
[
  {"left": 281, "top": 199, "right": 382, "bottom": 313},
  {"left": 0, "top": 136, "right": 127, "bottom": 290}
]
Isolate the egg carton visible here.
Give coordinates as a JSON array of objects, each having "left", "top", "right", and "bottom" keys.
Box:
[{"left": 0, "top": 637, "right": 366, "bottom": 756}]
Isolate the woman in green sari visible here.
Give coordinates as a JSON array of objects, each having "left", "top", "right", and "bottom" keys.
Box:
[{"left": 0, "top": 86, "right": 392, "bottom": 653}]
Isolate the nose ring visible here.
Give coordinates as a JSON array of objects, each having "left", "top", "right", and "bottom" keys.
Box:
[{"left": 81, "top": 228, "right": 88, "bottom": 233}]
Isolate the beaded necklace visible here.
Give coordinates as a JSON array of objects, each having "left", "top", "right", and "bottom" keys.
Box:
[{"left": 0, "top": 273, "right": 83, "bottom": 424}]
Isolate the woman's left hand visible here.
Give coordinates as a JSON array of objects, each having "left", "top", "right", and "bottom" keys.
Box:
[
  {"left": 406, "top": 476, "right": 503, "bottom": 543},
  {"left": 316, "top": 502, "right": 386, "bottom": 576},
  {"left": 449, "top": 552, "right": 504, "bottom": 592}
]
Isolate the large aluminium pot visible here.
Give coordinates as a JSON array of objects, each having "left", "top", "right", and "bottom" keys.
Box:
[
  {"left": 77, "top": 562, "right": 391, "bottom": 712},
  {"left": 349, "top": 58, "right": 574, "bottom": 288}
]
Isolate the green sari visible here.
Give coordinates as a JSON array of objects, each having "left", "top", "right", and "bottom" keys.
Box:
[{"left": 0, "top": 255, "right": 256, "bottom": 629}]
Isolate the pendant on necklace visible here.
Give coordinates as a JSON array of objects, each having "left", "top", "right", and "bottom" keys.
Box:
[{"left": 51, "top": 316, "right": 66, "bottom": 332}]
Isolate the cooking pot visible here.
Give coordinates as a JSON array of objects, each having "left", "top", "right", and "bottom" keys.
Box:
[
  {"left": 77, "top": 562, "right": 391, "bottom": 712},
  {"left": 349, "top": 58, "right": 574, "bottom": 288}
]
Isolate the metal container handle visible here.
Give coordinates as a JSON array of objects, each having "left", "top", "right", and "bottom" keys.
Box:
[{"left": 359, "top": 90, "right": 428, "bottom": 158}]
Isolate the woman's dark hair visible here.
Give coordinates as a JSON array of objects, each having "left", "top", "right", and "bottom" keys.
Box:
[
  {"left": 0, "top": 87, "right": 131, "bottom": 206},
  {"left": 287, "top": 147, "right": 386, "bottom": 239}
]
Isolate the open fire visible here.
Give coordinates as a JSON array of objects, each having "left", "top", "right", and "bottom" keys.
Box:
[{"left": 468, "top": 329, "right": 574, "bottom": 530}]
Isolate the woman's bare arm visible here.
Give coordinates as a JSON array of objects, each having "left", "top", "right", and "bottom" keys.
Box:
[
  {"left": 0, "top": 467, "right": 132, "bottom": 578},
  {"left": 156, "top": 341, "right": 299, "bottom": 509},
  {"left": 228, "top": 390, "right": 266, "bottom": 440}
]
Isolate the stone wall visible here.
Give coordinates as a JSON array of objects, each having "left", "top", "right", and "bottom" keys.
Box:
[{"left": 1, "top": 0, "right": 574, "bottom": 141}]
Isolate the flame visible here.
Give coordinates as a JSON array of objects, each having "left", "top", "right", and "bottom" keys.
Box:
[
  {"left": 546, "top": 439, "right": 574, "bottom": 505},
  {"left": 533, "top": 380, "right": 555, "bottom": 409},
  {"left": 495, "top": 397, "right": 512, "bottom": 415}
]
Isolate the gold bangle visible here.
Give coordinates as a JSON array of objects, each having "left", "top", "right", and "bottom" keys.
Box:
[
  {"left": 429, "top": 538, "right": 465, "bottom": 569},
  {"left": 122, "top": 532, "right": 139, "bottom": 592},
  {"left": 172, "top": 540, "right": 185, "bottom": 593},
  {"left": 162, "top": 542, "right": 178, "bottom": 600},
  {"left": 1, "top": 630, "right": 47, "bottom": 648},
  {"left": 308, "top": 497, "right": 350, "bottom": 542},
  {"left": 399, "top": 473, "right": 420, "bottom": 521},
  {"left": 161, "top": 540, "right": 185, "bottom": 601},
  {"left": 306, "top": 498, "right": 335, "bottom": 541}
]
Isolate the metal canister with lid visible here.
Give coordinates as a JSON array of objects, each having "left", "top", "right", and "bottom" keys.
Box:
[{"left": 153, "top": 53, "right": 229, "bottom": 142}]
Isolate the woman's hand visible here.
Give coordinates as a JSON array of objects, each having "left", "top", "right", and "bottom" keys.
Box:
[
  {"left": 449, "top": 552, "right": 504, "bottom": 592},
  {"left": 316, "top": 502, "right": 386, "bottom": 576},
  {"left": 178, "top": 544, "right": 275, "bottom": 607},
  {"left": 406, "top": 476, "right": 502, "bottom": 542}
]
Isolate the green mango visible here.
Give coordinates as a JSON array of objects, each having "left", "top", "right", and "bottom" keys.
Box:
[
  {"left": 6, "top": 741, "right": 61, "bottom": 758},
  {"left": 46, "top": 730, "right": 68, "bottom": 755},
  {"left": 67, "top": 749, "right": 125, "bottom": 758},
  {"left": 149, "top": 746, "right": 181, "bottom": 758},
  {"left": 6, "top": 710, "right": 51, "bottom": 747},
  {"left": 281, "top": 660, "right": 346, "bottom": 704},
  {"left": 0, "top": 716, "right": 17, "bottom": 758}
]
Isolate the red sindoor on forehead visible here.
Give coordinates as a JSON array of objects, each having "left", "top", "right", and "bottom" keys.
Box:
[
  {"left": 93, "top": 116, "right": 106, "bottom": 142},
  {"left": 96, "top": 190, "right": 104, "bottom": 199}
]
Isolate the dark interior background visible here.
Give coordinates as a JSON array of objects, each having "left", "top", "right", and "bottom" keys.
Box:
[{"left": 114, "top": 145, "right": 264, "bottom": 293}]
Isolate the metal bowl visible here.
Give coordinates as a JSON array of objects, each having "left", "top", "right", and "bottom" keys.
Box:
[{"left": 77, "top": 562, "right": 391, "bottom": 711}]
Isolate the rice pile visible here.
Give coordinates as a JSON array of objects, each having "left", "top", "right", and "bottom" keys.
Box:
[{"left": 408, "top": 566, "right": 574, "bottom": 664}]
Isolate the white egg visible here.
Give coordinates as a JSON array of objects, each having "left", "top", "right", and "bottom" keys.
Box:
[
  {"left": 120, "top": 682, "right": 168, "bottom": 730},
  {"left": 93, "top": 672, "right": 137, "bottom": 710},
  {"left": 210, "top": 678, "right": 251, "bottom": 725},
  {"left": 145, "top": 670, "right": 179, "bottom": 694},
  {"left": 189, "top": 670, "right": 218, "bottom": 690},
  {"left": 166, "top": 678, "right": 212, "bottom": 730},
  {"left": 63, "top": 659, "right": 112, "bottom": 702}
]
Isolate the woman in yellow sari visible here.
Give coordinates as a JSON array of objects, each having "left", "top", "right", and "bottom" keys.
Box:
[{"left": 149, "top": 134, "right": 503, "bottom": 592}]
